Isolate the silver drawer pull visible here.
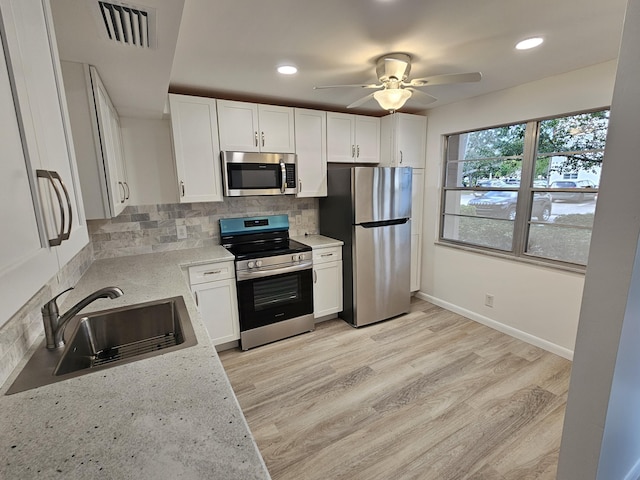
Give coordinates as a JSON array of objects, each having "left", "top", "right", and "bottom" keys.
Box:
[
  {"left": 203, "top": 270, "right": 222, "bottom": 275},
  {"left": 320, "top": 253, "right": 334, "bottom": 257}
]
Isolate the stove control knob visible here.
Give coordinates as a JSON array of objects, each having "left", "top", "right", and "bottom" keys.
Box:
[
  {"left": 256, "top": 260, "right": 263, "bottom": 267},
  {"left": 247, "top": 261, "right": 255, "bottom": 269}
]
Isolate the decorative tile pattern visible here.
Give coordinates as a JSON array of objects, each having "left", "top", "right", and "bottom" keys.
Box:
[{"left": 89, "top": 198, "right": 319, "bottom": 259}]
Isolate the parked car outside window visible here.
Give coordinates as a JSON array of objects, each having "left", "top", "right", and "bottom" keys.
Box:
[
  {"left": 468, "top": 191, "right": 552, "bottom": 221},
  {"left": 549, "top": 180, "right": 598, "bottom": 202}
]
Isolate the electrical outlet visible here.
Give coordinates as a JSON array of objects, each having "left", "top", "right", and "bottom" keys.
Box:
[
  {"left": 485, "top": 294, "right": 494, "bottom": 308},
  {"left": 295, "top": 215, "right": 302, "bottom": 226},
  {"left": 176, "top": 224, "right": 187, "bottom": 240}
]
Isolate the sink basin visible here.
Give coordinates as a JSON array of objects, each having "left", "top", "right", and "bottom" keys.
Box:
[{"left": 5, "top": 296, "right": 197, "bottom": 395}]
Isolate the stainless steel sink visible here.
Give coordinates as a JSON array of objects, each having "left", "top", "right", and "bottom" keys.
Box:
[{"left": 5, "top": 296, "right": 197, "bottom": 395}]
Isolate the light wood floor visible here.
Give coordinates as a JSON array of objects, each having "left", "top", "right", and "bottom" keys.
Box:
[{"left": 219, "top": 298, "right": 572, "bottom": 480}]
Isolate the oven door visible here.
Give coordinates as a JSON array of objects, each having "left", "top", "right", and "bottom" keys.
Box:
[{"left": 236, "top": 268, "right": 313, "bottom": 331}]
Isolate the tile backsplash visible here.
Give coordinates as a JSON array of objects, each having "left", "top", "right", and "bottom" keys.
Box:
[
  {"left": 89, "top": 197, "right": 319, "bottom": 259},
  {"left": 0, "top": 242, "right": 93, "bottom": 388}
]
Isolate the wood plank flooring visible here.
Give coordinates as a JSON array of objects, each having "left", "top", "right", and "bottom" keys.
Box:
[{"left": 219, "top": 298, "right": 571, "bottom": 480}]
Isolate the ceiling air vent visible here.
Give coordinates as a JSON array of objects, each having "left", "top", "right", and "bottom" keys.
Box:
[{"left": 96, "top": 1, "right": 157, "bottom": 49}]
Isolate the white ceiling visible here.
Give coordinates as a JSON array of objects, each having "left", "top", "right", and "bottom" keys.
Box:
[{"left": 51, "top": 0, "right": 628, "bottom": 118}]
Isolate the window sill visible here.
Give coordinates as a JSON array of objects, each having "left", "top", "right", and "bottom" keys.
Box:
[{"left": 434, "top": 240, "right": 587, "bottom": 275}]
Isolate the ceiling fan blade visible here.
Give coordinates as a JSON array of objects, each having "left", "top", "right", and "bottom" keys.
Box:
[
  {"left": 408, "top": 72, "right": 482, "bottom": 87},
  {"left": 314, "top": 83, "right": 382, "bottom": 90},
  {"left": 347, "top": 92, "right": 376, "bottom": 109},
  {"left": 406, "top": 88, "right": 438, "bottom": 105}
]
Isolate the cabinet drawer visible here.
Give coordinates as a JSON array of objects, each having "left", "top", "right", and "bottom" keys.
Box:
[
  {"left": 189, "top": 262, "right": 234, "bottom": 285},
  {"left": 312, "top": 247, "right": 342, "bottom": 264}
]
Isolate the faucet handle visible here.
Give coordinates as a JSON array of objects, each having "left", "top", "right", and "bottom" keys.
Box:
[{"left": 42, "top": 286, "right": 74, "bottom": 315}]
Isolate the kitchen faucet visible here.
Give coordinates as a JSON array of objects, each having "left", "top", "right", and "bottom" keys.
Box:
[{"left": 42, "top": 286, "right": 124, "bottom": 349}]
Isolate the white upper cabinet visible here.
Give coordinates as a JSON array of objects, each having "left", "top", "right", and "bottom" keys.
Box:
[
  {"left": 62, "top": 62, "right": 130, "bottom": 219},
  {"left": 379, "top": 112, "right": 427, "bottom": 168},
  {"left": 0, "top": 0, "right": 88, "bottom": 325},
  {"left": 217, "top": 100, "right": 295, "bottom": 153},
  {"left": 326, "top": 112, "right": 380, "bottom": 163},
  {"left": 294, "top": 108, "right": 327, "bottom": 197},
  {"left": 168, "top": 94, "right": 223, "bottom": 203}
]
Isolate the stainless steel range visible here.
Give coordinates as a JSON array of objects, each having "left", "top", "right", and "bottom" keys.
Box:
[{"left": 220, "top": 215, "right": 314, "bottom": 350}]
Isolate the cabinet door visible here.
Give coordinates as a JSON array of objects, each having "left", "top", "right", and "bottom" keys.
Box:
[
  {"left": 2, "top": 0, "right": 88, "bottom": 264},
  {"left": 0, "top": 22, "right": 58, "bottom": 326},
  {"left": 294, "top": 108, "right": 327, "bottom": 197},
  {"left": 192, "top": 279, "right": 240, "bottom": 346},
  {"left": 258, "top": 105, "right": 295, "bottom": 153},
  {"left": 410, "top": 233, "right": 421, "bottom": 292},
  {"left": 326, "top": 112, "right": 355, "bottom": 163},
  {"left": 354, "top": 115, "right": 380, "bottom": 163},
  {"left": 217, "top": 100, "right": 259, "bottom": 152},
  {"left": 396, "top": 113, "right": 427, "bottom": 168},
  {"left": 410, "top": 169, "right": 424, "bottom": 292},
  {"left": 169, "top": 94, "right": 223, "bottom": 202},
  {"left": 93, "top": 71, "right": 127, "bottom": 217},
  {"left": 313, "top": 261, "right": 343, "bottom": 318}
]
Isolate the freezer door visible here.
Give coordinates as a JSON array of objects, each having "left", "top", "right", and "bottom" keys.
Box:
[
  {"left": 352, "top": 219, "right": 411, "bottom": 327},
  {"left": 353, "top": 167, "right": 412, "bottom": 224}
]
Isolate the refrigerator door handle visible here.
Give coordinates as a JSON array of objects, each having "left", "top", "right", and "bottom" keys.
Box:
[{"left": 359, "top": 218, "right": 410, "bottom": 229}]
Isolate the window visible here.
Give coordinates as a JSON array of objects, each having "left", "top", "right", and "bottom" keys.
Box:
[{"left": 440, "top": 109, "right": 608, "bottom": 267}]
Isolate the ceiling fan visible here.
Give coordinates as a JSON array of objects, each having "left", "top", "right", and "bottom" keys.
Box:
[{"left": 314, "top": 53, "right": 482, "bottom": 111}]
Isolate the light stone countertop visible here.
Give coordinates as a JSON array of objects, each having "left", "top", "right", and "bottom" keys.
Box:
[
  {"left": 292, "top": 234, "right": 344, "bottom": 249},
  {"left": 0, "top": 246, "right": 271, "bottom": 480}
]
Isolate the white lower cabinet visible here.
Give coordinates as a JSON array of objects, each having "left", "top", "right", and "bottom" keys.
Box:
[
  {"left": 188, "top": 262, "right": 239, "bottom": 347},
  {"left": 312, "top": 246, "right": 343, "bottom": 318}
]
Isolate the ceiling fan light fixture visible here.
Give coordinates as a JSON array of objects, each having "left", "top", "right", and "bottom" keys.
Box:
[{"left": 374, "top": 88, "right": 411, "bottom": 111}]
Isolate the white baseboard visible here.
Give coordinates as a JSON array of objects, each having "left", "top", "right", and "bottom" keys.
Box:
[{"left": 414, "top": 291, "right": 574, "bottom": 360}]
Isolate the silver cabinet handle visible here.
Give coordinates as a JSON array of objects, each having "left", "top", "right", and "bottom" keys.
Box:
[
  {"left": 280, "top": 161, "right": 286, "bottom": 194},
  {"left": 313, "top": 269, "right": 317, "bottom": 284},
  {"left": 261, "top": 131, "right": 265, "bottom": 147},
  {"left": 400, "top": 150, "right": 403, "bottom": 164},
  {"left": 194, "top": 290, "right": 199, "bottom": 306},
  {"left": 118, "top": 181, "right": 126, "bottom": 203},
  {"left": 180, "top": 180, "right": 185, "bottom": 197},
  {"left": 37, "top": 170, "right": 72, "bottom": 244},
  {"left": 351, "top": 145, "right": 355, "bottom": 158},
  {"left": 357, "top": 145, "right": 360, "bottom": 158},
  {"left": 254, "top": 131, "right": 258, "bottom": 147},
  {"left": 203, "top": 270, "right": 222, "bottom": 276},
  {"left": 124, "top": 181, "right": 130, "bottom": 200},
  {"left": 299, "top": 180, "right": 302, "bottom": 192}
]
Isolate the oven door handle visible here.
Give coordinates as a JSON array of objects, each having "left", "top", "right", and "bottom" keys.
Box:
[
  {"left": 280, "top": 161, "right": 286, "bottom": 194},
  {"left": 236, "top": 261, "right": 312, "bottom": 281}
]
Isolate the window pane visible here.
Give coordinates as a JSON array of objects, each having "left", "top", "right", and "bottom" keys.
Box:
[
  {"left": 442, "top": 214, "right": 513, "bottom": 251},
  {"left": 444, "top": 160, "right": 523, "bottom": 188},
  {"left": 448, "top": 124, "right": 526, "bottom": 160},
  {"left": 527, "top": 224, "right": 592, "bottom": 265},
  {"left": 537, "top": 111, "right": 609, "bottom": 155}
]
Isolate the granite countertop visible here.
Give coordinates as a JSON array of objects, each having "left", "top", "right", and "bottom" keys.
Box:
[
  {"left": 292, "top": 234, "right": 344, "bottom": 249},
  {"left": 0, "top": 246, "right": 271, "bottom": 480}
]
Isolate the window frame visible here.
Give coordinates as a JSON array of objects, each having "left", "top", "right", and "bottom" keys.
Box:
[{"left": 438, "top": 108, "right": 608, "bottom": 270}]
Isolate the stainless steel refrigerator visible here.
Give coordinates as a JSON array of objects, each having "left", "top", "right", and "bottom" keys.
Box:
[{"left": 319, "top": 166, "right": 412, "bottom": 327}]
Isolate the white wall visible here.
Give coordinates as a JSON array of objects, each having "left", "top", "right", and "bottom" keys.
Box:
[
  {"left": 419, "top": 60, "right": 617, "bottom": 357},
  {"left": 558, "top": 0, "right": 640, "bottom": 477},
  {"left": 119, "top": 117, "right": 178, "bottom": 205}
]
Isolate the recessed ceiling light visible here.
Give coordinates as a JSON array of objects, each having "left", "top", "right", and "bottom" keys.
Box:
[
  {"left": 277, "top": 65, "right": 298, "bottom": 75},
  {"left": 515, "top": 37, "right": 544, "bottom": 50}
]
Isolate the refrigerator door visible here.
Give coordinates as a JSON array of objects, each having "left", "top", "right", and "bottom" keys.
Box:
[
  {"left": 353, "top": 167, "right": 412, "bottom": 224},
  {"left": 352, "top": 219, "right": 411, "bottom": 327}
]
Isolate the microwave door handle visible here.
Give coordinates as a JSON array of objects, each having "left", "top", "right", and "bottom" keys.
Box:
[{"left": 280, "top": 162, "right": 286, "bottom": 194}]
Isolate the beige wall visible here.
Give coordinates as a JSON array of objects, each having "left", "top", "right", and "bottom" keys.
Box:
[{"left": 419, "top": 60, "right": 618, "bottom": 358}]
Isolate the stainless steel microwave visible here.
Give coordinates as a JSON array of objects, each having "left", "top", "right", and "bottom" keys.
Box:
[{"left": 221, "top": 151, "right": 297, "bottom": 196}]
